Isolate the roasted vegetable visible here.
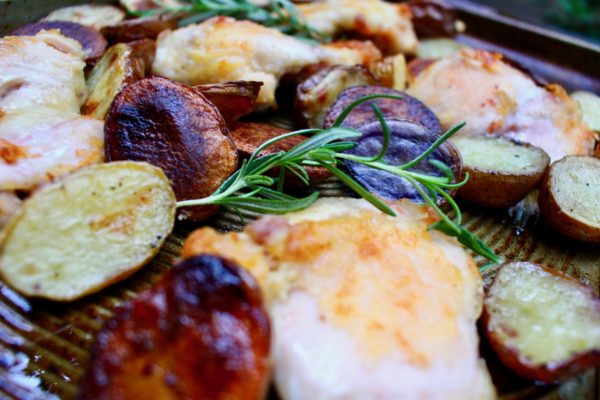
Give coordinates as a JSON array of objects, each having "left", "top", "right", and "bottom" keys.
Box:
[
  {"left": 194, "top": 81, "right": 262, "bottom": 125},
  {"left": 229, "top": 122, "right": 330, "bottom": 185},
  {"left": 295, "top": 65, "right": 377, "bottom": 128},
  {"left": 539, "top": 156, "right": 600, "bottom": 242},
  {"left": 323, "top": 86, "right": 442, "bottom": 134},
  {"left": 0, "top": 192, "right": 21, "bottom": 232},
  {"left": 80, "top": 254, "right": 271, "bottom": 400},
  {"left": 0, "top": 162, "right": 176, "bottom": 301},
  {"left": 127, "top": 38, "right": 157, "bottom": 76},
  {"left": 407, "top": 58, "right": 436, "bottom": 85},
  {"left": 83, "top": 43, "right": 145, "bottom": 120},
  {"left": 105, "top": 76, "right": 238, "bottom": 222},
  {"left": 43, "top": 4, "right": 125, "bottom": 30},
  {"left": 12, "top": 20, "right": 107, "bottom": 62},
  {"left": 408, "top": 0, "right": 459, "bottom": 38},
  {"left": 416, "top": 38, "right": 465, "bottom": 59},
  {"left": 120, "top": 0, "right": 183, "bottom": 12},
  {"left": 345, "top": 119, "right": 462, "bottom": 202},
  {"left": 370, "top": 54, "right": 407, "bottom": 91},
  {"left": 482, "top": 261, "right": 600, "bottom": 383},
  {"left": 101, "top": 15, "right": 178, "bottom": 44},
  {"left": 453, "top": 137, "right": 550, "bottom": 208},
  {"left": 571, "top": 91, "right": 600, "bottom": 131}
]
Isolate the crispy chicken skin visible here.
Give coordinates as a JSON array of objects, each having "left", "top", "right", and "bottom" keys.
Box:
[
  {"left": 183, "top": 198, "right": 496, "bottom": 400},
  {"left": 407, "top": 48, "right": 595, "bottom": 161},
  {"left": 298, "top": 0, "right": 418, "bottom": 55},
  {"left": 0, "top": 32, "right": 103, "bottom": 191}
]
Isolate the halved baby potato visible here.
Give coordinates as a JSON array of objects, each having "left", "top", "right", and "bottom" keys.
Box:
[
  {"left": 482, "top": 261, "right": 600, "bottom": 383},
  {"left": 453, "top": 136, "right": 550, "bottom": 208},
  {"left": 83, "top": 43, "right": 145, "bottom": 120},
  {"left": 571, "top": 91, "right": 600, "bottom": 132},
  {"left": 539, "top": 156, "right": 600, "bottom": 242},
  {"left": 0, "top": 162, "right": 176, "bottom": 301},
  {"left": 43, "top": 4, "right": 125, "bottom": 30}
]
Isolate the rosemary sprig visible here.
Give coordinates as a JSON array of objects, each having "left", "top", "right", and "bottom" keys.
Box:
[
  {"left": 176, "top": 95, "right": 499, "bottom": 263},
  {"left": 133, "top": 0, "right": 325, "bottom": 42}
]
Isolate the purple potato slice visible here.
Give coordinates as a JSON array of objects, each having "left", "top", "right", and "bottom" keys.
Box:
[
  {"left": 323, "top": 85, "right": 442, "bottom": 134},
  {"left": 344, "top": 119, "right": 462, "bottom": 202}
]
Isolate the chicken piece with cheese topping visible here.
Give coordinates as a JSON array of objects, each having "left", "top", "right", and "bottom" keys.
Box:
[
  {"left": 407, "top": 48, "right": 595, "bottom": 161},
  {"left": 0, "top": 32, "right": 104, "bottom": 191},
  {"left": 183, "top": 198, "right": 495, "bottom": 400},
  {"left": 299, "top": 0, "right": 418, "bottom": 55}
]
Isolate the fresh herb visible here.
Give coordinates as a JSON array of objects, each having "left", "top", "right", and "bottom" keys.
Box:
[
  {"left": 132, "top": 0, "right": 326, "bottom": 42},
  {"left": 176, "top": 95, "right": 499, "bottom": 263}
]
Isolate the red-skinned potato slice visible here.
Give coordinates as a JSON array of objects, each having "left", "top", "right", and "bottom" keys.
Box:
[
  {"left": 127, "top": 38, "right": 156, "bottom": 75},
  {"left": 105, "top": 76, "right": 239, "bottom": 222},
  {"left": 80, "top": 254, "right": 271, "bottom": 400},
  {"left": 482, "top": 261, "right": 600, "bottom": 383},
  {"left": 194, "top": 81, "right": 262, "bottom": 125},
  {"left": 101, "top": 14, "right": 178, "bottom": 44},
  {"left": 229, "top": 122, "right": 330, "bottom": 186},
  {"left": 12, "top": 20, "right": 107, "bottom": 62}
]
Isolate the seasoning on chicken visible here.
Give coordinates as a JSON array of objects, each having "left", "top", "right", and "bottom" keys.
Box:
[
  {"left": 299, "top": 0, "right": 418, "bottom": 55},
  {"left": 182, "top": 198, "right": 496, "bottom": 400},
  {"left": 0, "top": 31, "right": 103, "bottom": 191},
  {"left": 407, "top": 48, "right": 596, "bottom": 161}
]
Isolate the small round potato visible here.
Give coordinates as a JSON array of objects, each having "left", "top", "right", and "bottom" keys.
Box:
[
  {"left": 453, "top": 136, "right": 550, "bottom": 208},
  {"left": 539, "top": 156, "right": 600, "bottom": 243}
]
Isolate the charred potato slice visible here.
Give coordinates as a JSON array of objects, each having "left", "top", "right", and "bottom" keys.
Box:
[
  {"left": 43, "top": 4, "right": 125, "bottom": 30},
  {"left": 571, "top": 91, "right": 600, "bottom": 131},
  {"left": 81, "top": 255, "right": 271, "bottom": 400},
  {"left": 101, "top": 14, "right": 178, "bottom": 43},
  {"left": 105, "top": 76, "right": 238, "bottom": 222},
  {"left": 482, "top": 261, "right": 600, "bottom": 383},
  {"left": 539, "top": 156, "right": 600, "bottom": 242},
  {"left": 370, "top": 54, "right": 407, "bottom": 91},
  {"left": 194, "top": 81, "right": 262, "bottom": 125},
  {"left": 83, "top": 43, "right": 145, "bottom": 120},
  {"left": 453, "top": 137, "right": 550, "bottom": 208},
  {"left": 323, "top": 85, "right": 442, "bottom": 135},
  {"left": 12, "top": 20, "right": 107, "bottom": 62},
  {"left": 295, "top": 65, "right": 376, "bottom": 129},
  {"left": 230, "top": 122, "right": 330, "bottom": 186},
  {"left": 0, "top": 162, "right": 176, "bottom": 301}
]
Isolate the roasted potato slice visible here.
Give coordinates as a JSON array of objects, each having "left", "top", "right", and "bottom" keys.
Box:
[
  {"left": 571, "top": 91, "right": 600, "bottom": 131},
  {"left": 230, "top": 122, "right": 331, "bottom": 186},
  {"left": 416, "top": 38, "right": 465, "bottom": 59},
  {"left": 120, "top": 0, "right": 183, "bottom": 12},
  {"left": 370, "top": 54, "right": 407, "bottom": 91},
  {"left": 101, "top": 14, "right": 178, "bottom": 44},
  {"left": 0, "top": 162, "right": 176, "bottom": 301},
  {"left": 127, "top": 38, "right": 157, "bottom": 76},
  {"left": 0, "top": 192, "right": 22, "bottom": 233},
  {"left": 539, "top": 156, "right": 600, "bottom": 242},
  {"left": 194, "top": 81, "right": 262, "bottom": 125},
  {"left": 408, "top": 0, "right": 459, "bottom": 38},
  {"left": 482, "top": 261, "right": 600, "bottom": 383},
  {"left": 295, "top": 65, "right": 377, "bottom": 129},
  {"left": 407, "top": 58, "right": 436, "bottom": 85},
  {"left": 43, "top": 4, "right": 125, "bottom": 30},
  {"left": 80, "top": 254, "right": 271, "bottom": 400},
  {"left": 323, "top": 85, "right": 442, "bottom": 134},
  {"left": 105, "top": 76, "right": 239, "bottom": 222},
  {"left": 83, "top": 43, "right": 145, "bottom": 120},
  {"left": 12, "top": 20, "right": 107, "bottom": 62},
  {"left": 453, "top": 137, "right": 550, "bottom": 208}
]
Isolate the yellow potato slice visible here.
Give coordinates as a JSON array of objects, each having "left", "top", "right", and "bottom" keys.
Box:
[
  {"left": 571, "top": 91, "right": 600, "bottom": 132},
  {"left": 0, "top": 161, "right": 176, "bottom": 301},
  {"left": 44, "top": 4, "right": 125, "bottom": 30}
]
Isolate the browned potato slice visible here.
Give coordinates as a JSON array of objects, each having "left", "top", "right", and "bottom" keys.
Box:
[
  {"left": 0, "top": 162, "right": 176, "bottom": 301},
  {"left": 194, "top": 81, "right": 262, "bottom": 125},
  {"left": 105, "top": 76, "right": 239, "bottom": 222},
  {"left": 101, "top": 14, "right": 178, "bottom": 44},
  {"left": 539, "top": 156, "right": 600, "bottom": 242},
  {"left": 370, "top": 54, "right": 407, "bottom": 91},
  {"left": 408, "top": 0, "right": 459, "bottom": 38},
  {"left": 482, "top": 261, "right": 600, "bottom": 383},
  {"left": 83, "top": 43, "right": 145, "bottom": 120},
  {"left": 230, "top": 122, "right": 331, "bottom": 186},
  {"left": 295, "top": 65, "right": 376, "bottom": 129},
  {"left": 43, "top": 4, "right": 125, "bottom": 30},
  {"left": 80, "top": 254, "right": 271, "bottom": 400},
  {"left": 453, "top": 137, "right": 550, "bottom": 208},
  {"left": 127, "top": 38, "right": 157, "bottom": 75},
  {"left": 12, "top": 20, "right": 107, "bottom": 62},
  {"left": 322, "top": 85, "right": 442, "bottom": 134}
]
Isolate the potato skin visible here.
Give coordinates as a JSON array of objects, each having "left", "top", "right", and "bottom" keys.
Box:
[
  {"left": 481, "top": 262, "right": 600, "bottom": 383},
  {"left": 105, "top": 76, "right": 239, "bottom": 222},
  {"left": 539, "top": 156, "right": 600, "bottom": 242},
  {"left": 80, "top": 255, "right": 271, "bottom": 400},
  {"left": 101, "top": 15, "right": 177, "bottom": 44},
  {"left": 127, "top": 38, "right": 156, "bottom": 75},
  {"left": 194, "top": 81, "right": 262, "bottom": 125}
]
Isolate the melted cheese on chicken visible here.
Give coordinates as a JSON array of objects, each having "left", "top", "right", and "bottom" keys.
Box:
[
  {"left": 153, "top": 16, "right": 320, "bottom": 109},
  {"left": 299, "top": 0, "right": 418, "bottom": 55},
  {"left": 407, "top": 48, "right": 595, "bottom": 161},
  {"left": 183, "top": 198, "right": 495, "bottom": 400},
  {"left": 0, "top": 32, "right": 104, "bottom": 191}
]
